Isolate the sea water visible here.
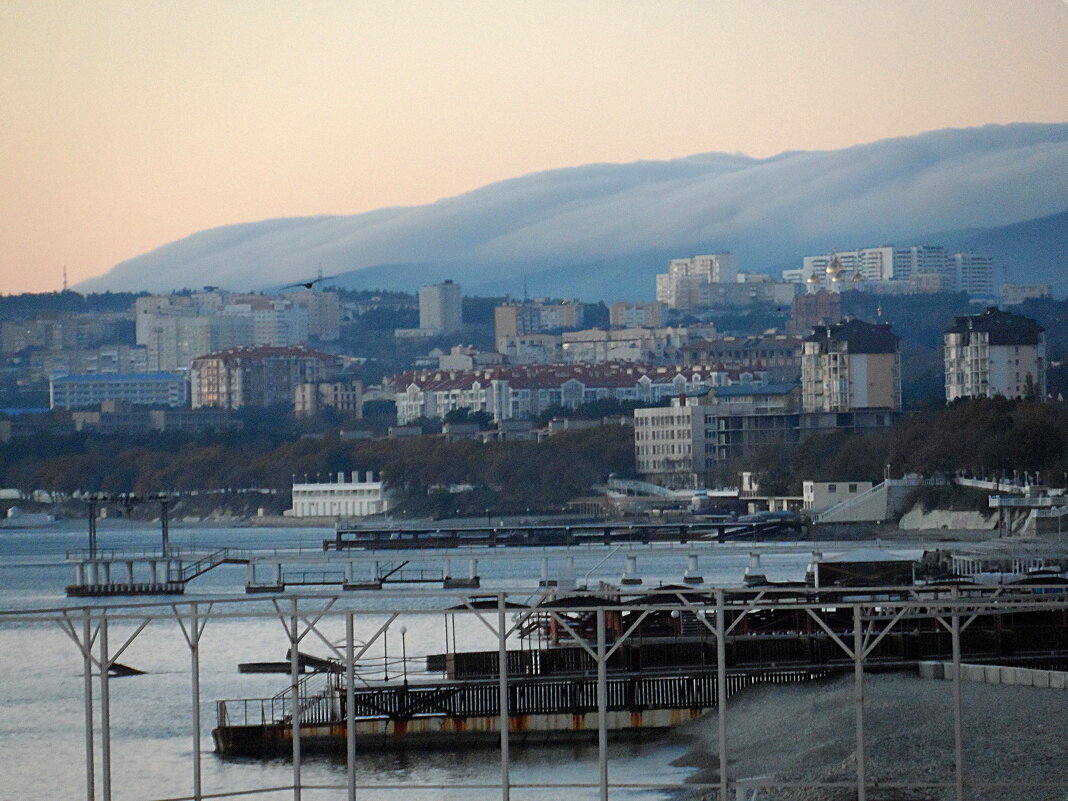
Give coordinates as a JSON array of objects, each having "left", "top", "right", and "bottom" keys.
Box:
[{"left": 0, "top": 522, "right": 833, "bottom": 801}]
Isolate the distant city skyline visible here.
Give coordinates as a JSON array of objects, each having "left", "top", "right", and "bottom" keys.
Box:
[{"left": 2, "top": 1, "right": 1066, "bottom": 294}]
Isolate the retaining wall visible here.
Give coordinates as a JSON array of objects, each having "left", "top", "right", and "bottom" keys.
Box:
[{"left": 918, "top": 661, "right": 1067, "bottom": 689}]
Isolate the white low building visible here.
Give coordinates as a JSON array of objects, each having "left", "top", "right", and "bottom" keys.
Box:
[
  {"left": 287, "top": 471, "right": 391, "bottom": 518},
  {"left": 803, "top": 480, "right": 875, "bottom": 512}
]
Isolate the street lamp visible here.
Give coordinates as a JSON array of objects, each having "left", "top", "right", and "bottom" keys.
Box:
[{"left": 400, "top": 625, "right": 408, "bottom": 685}]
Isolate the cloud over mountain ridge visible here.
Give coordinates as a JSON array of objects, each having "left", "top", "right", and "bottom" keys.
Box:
[{"left": 78, "top": 123, "right": 1068, "bottom": 299}]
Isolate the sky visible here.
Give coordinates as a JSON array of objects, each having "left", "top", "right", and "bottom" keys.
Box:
[{"left": 1, "top": 1, "right": 1066, "bottom": 295}]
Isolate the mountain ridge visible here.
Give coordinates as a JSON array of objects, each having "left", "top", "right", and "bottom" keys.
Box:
[{"left": 77, "top": 123, "right": 1068, "bottom": 298}]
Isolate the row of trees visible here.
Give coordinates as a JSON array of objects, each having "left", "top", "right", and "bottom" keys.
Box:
[
  {"left": 0, "top": 425, "right": 636, "bottom": 517},
  {"left": 739, "top": 397, "right": 1068, "bottom": 495}
]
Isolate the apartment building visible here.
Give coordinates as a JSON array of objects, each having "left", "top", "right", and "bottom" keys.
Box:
[
  {"left": 944, "top": 307, "right": 1046, "bottom": 401},
  {"left": 419, "top": 280, "right": 463, "bottom": 335},
  {"left": 801, "top": 319, "right": 901, "bottom": 413},
  {"left": 610, "top": 302, "right": 664, "bottom": 328},
  {"left": 392, "top": 364, "right": 724, "bottom": 424},
  {"left": 190, "top": 346, "right": 333, "bottom": 409},
  {"left": 50, "top": 372, "right": 189, "bottom": 410},
  {"left": 680, "top": 334, "right": 803, "bottom": 383},
  {"left": 494, "top": 300, "right": 584, "bottom": 339}
]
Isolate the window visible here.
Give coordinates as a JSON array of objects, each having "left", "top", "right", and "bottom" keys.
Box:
[{"left": 828, "top": 484, "right": 837, "bottom": 493}]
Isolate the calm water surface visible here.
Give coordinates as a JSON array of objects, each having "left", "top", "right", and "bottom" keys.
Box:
[{"left": 0, "top": 521, "right": 879, "bottom": 801}]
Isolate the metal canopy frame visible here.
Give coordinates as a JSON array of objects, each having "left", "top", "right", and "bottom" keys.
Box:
[{"left": 5, "top": 583, "right": 1067, "bottom": 801}]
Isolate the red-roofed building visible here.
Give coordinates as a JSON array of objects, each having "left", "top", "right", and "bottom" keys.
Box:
[{"left": 389, "top": 363, "right": 768, "bottom": 424}]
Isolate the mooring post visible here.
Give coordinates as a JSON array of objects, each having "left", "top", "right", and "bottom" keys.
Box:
[
  {"left": 951, "top": 588, "right": 964, "bottom": 801},
  {"left": 716, "top": 589, "right": 728, "bottom": 801},
  {"left": 82, "top": 609, "right": 96, "bottom": 801},
  {"left": 99, "top": 614, "right": 112, "bottom": 801},
  {"left": 160, "top": 497, "right": 170, "bottom": 557},
  {"left": 597, "top": 606, "right": 608, "bottom": 801},
  {"left": 853, "top": 603, "right": 866, "bottom": 801},
  {"left": 497, "top": 593, "right": 510, "bottom": 801},
  {"left": 290, "top": 598, "right": 301, "bottom": 801},
  {"left": 346, "top": 612, "right": 356, "bottom": 801}
]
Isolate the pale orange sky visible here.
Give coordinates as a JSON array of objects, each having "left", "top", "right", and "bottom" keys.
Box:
[{"left": 1, "top": 0, "right": 1066, "bottom": 294}]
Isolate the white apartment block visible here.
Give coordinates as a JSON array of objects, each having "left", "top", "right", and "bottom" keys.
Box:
[
  {"left": 560, "top": 327, "right": 688, "bottom": 364},
  {"left": 801, "top": 320, "right": 901, "bottom": 412},
  {"left": 495, "top": 334, "right": 563, "bottom": 365},
  {"left": 50, "top": 372, "right": 189, "bottom": 410},
  {"left": 419, "top": 280, "right": 463, "bottom": 334},
  {"left": 610, "top": 302, "right": 664, "bottom": 328},
  {"left": 944, "top": 307, "right": 1046, "bottom": 401},
  {"left": 790, "top": 245, "right": 997, "bottom": 299},
  {"left": 288, "top": 471, "right": 391, "bottom": 518},
  {"left": 136, "top": 289, "right": 337, "bottom": 370},
  {"left": 655, "top": 253, "right": 738, "bottom": 310},
  {"left": 948, "top": 252, "right": 994, "bottom": 297}
]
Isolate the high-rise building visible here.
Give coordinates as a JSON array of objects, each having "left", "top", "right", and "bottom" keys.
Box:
[
  {"left": 419, "top": 280, "right": 463, "bottom": 335},
  {"left": 944, "top": 307, "right": 1046, "bottom": 401},
  {"left": 802, "top": 319, "right": 901, "bottom": 412},
  {"left": 792, "top": 245, "right": 951, "bottom": 294},
  {"left": 655, "top": 254, "right": 738, "bottom": 309},
  {"left": 948, "top": 252, "right": 994, "bottom": 297}
]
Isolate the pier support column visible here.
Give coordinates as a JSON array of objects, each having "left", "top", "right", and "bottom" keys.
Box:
[
  {"left": 621, "top": 554, "right": 641, "bottom": 585},
  {"left": 951, "top": 589, "right": 964, "bottom": 801},
  {"left": 289, "top": 599, "right": 302, "bottom": 801},
  {"left": 853, "top": 604, "right": 866, "bottom": 801},
  {"left": 101, "top": 562, "right": 111, "bottom": 586},
  {"left": 178, "top": 603, "right": 206, "bottom": 801},
  {"left": 82, "top": 610, "right": 95, "bottom": 801},
  {"left": 468, "top": 559, "right": 479, "bottom": 581},
  {"left": 76, "top": 563, "right": 86, "bottom": 587},
  {"left": 89, "top": 562, "right": 99, "bottom": 587},
  {"left": 99, "top": 616, "right": 112, "bottom": 801},
  {"left": 150, "top": 560, "right": 158, "bottom": 585},
  {"left": 597, "top": 607, "right": 608, "bottom": 801},
  {"left": 497, "top": 594, "right": 510, "bottom": 801},
  {"left": 126, "top": 562, "right": 135, "bottom": 584},
  {"left": 715, "top": 590, "right": 728, "bottom": 801},
  {"left": 346, "top": 613, "right": 355, "bottom": 801}
]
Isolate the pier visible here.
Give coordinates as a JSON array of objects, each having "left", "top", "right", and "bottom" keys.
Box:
[
  {"left": 324, "top": 517, "right": 804, "bottom": 551},
  {"left": 5, "top": 583, "right": 1067, "bottom": 801}
]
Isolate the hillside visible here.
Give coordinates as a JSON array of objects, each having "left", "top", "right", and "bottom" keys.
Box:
[{"left": 76, "top": 123, "right": 1068, "bottom": 299}]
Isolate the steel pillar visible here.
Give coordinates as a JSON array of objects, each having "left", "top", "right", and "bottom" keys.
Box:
[
  {"left": 597, "top": 607, "right": 608, "bottom": 801},
  {"left": 99, "top": 616, "right": 112, "bottom": 801},
  {"left": 716, "top": 589, "right": 728, "bottom": 801},
  {"left": 497, "top": 594, "right": 510, "bottom": 800},
  {"left": 82, "top": 610, "right": 96, "bottom": 801},
  {"left": 853, "top": 604, "right": 866, "bottom": 801},
  {"left": 346, "top": 613, "right": 356, "bottom": 801},
  {"left": 289, "top": 599, "right": 301, "bottom": 801},
  {"left": 951, "top": 590, "right": 964, "bottom": 801}
]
